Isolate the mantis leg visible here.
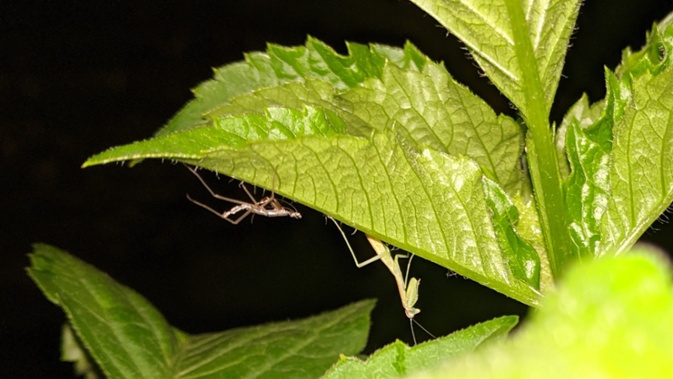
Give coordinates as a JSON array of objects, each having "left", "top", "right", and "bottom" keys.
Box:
[{"left": 329, "top": 217, "right": 382, "bottom": 268}]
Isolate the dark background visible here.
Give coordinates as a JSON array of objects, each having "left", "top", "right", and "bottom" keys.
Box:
[{"left": 3, "top": 1, "right": 673, "bottom": 377}]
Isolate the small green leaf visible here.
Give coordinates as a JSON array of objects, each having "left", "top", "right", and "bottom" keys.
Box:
[
  {"left": 323, "top": 316, "right": 518, "bottom": 378},
  {"left": 556, "top": 94, "right": 605, "bottom": 180},
  {"left": 27, "top": 244, "right": 373, "bottom": 378},
  {"left": 482, "top": 178, "right": 540, "bottom": 290},
  {"left": 563, "top": 71, "right": 627, "bottom": 256},
  {"left": 61, "top": 324, "right": 100, "bottom": 379},
  {"left": 416, "top": 246, "right": 673, "bottom": 378},
  {"left": 616, "top": 19, "right": 673, "bottom": 80}
]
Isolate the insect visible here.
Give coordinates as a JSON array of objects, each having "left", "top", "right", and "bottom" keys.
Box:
[
  {"left": 330, "top": 218, "right": 435, "bottom": 344},
  {"left": 185, "top": 165, "right": 302, "bottom": 224}
]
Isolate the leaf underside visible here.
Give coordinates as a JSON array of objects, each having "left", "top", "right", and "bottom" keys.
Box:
[{"left": 84, "top": 38, "right": 543, "bottom": 306}]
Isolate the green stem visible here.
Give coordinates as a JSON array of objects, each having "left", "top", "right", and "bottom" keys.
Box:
[{"left": 504, "top": 0, "right": 574, "bottom": 278}]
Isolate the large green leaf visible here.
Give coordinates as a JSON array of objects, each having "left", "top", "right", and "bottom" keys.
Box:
[
  {"left": 83, "top": 105, "right": 542, "bottom": 306},
  {"left": 84, "top": 37, "right": 542, "bottom": 305},
  {"left": 28, "top": 244, "right": 180, "bottom": 378},
  {"left": 27, "top": 244, "right": 373, "bottom": 378},
  {"left": 415, "top": 246, "right": 673, "bottom": 378},
  {"left": 322, "top": 316, "right": 518, "bottom": 378}
]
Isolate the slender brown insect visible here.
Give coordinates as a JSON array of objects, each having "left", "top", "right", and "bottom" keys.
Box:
[{"left": 186, "top": 166, "right": 301, "bottom": 224}]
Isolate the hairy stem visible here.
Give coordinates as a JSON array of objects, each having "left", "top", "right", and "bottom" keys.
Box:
[{"left": 505, "top": 0, "right": 574, "bottom": 277}]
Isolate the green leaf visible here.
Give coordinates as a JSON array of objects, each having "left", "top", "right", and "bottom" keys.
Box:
[
  {"left": 206, "top": 48, "right": 528, "bottom": 194},
  {"left": 174, "top": 301, "right": 373, "bottom": 379},
  {"left": 600, "top": 22, "right": 673, "bottom": 255},
  {"left": 28, "top": 244, "right": 180, "bottom": 378},
  {"left": 561, "top": 19, "right": 673, "bottom": 256},
  {"left": 190, "top": 38, "right": 527, "bottom": 195},
  {"left": 27, "top": 244, "right": 373, "bottom": 378},
  {"left": 322, "top": 316, "right": 518, "bottom": 378},
  {"left": 159, "top": 37, "right": 426, "bottom": 137},
  {"left": 562, "top": 71, "right": 627, "bottom": 256},
  {"left": 61, "top": 324, "right": 101, "bottom": 379},
  {"left": 83, "top": 106, "right": 543, "bottom": 306},
  {"left": 415, "top": 246, "right": 673, "bottom": 378},
  {"left": 482, "top": 178, "right": 539, "bottom": 290},
  {"left": 338, "top": 60, "right": 527, "bottom": 193},
  {"left": 408, "top": 0, "right": 580, "bottom": 116},
  {"left": 410, "top": 0, "right": 578, "bottom": 277},
  {"left": 83, "top": 37, "right": 544, "bottom": 305},
  {"left": 555, "top": 94, "right": 605, "bottom": 180}
]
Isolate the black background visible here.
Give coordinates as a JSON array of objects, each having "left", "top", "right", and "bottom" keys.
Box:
[{"left": 3, "top": 1, "right": 673, "bottom": 377}]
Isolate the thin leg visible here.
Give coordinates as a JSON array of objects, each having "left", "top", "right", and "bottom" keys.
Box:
[
  {"left": 392, "top": 252, "right": 411, "bottom": 278},
  {"left": 412, "top": 319, "right": 437, "bottom": 340},
  {"left": 329, "top": 217, "right": 382, "bottom": 268},
  {"left": 239, "top": 181, "right": 262, "bottom": 204},
  {"left": 404, "top": 254, "right": 415, "bottom": 288},
  {"left": 186, "top": 165, "right": 248, "bottom": 206},
  {"left": 239, "top": 167, "right": 279, "bottom": 203},
  {"left": 229, "top": 208, "right": 254, "bottom": 225},
  {"left": 186, "top": 193, "right": 250, "bottom": 225}
]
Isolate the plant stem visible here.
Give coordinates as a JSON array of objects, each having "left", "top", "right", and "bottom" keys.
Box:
[{"left": 505, "top": 0, "right": 574, "bottom": 278}]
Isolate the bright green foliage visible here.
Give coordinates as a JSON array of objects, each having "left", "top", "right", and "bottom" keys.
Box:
[
  {"left": 322, "top": 316, "right": 517, "bottom": 378},
  {"left": 83, "top": 40, "right": 542, "bottom": 306},
  {"left": 414, "top": 246, "right": 673, "bottom": 379},
  {"left": 85, "top": 103, "right": 541, "bottom": 305},
  {"left": 408, "top": 0, "right": 581, "bottom": 115},
  {"left": 27, "top": 244, "right": 373, "bottom": 378},
  {"left": 408, "top": 0, "right": 582, "bottom": 275},
  {"left": 30, "top": 1, "right": 673, "bottom": 377},
  {"left": 161, "top": 38, "right": 428, "bottom": 137},
  {"left": 563, "top": 18, "right": 673, "bottom": 257},
  {"left": 82, "top": 4, "right": 673, "bottom": 308},
  {"left": 482, "top": 178, "right": 539, "bottom": 289}
]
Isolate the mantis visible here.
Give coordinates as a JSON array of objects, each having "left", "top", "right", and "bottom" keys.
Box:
[
  {"left": 185, "top": 166, "right": 302, "bottom": 224},
  {"left": 330, "top": 218, "right": 435, "bottom": 344}
]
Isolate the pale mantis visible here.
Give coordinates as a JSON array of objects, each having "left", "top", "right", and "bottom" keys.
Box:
[
  {"left": 185, "top": 165, "right": 302, "bottom": 224},
  {"left": 330, "top": 218, "right": 435, "bottom": 344}
]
